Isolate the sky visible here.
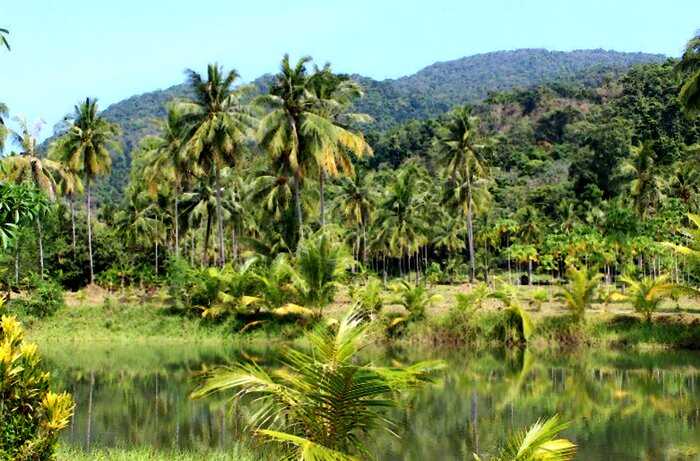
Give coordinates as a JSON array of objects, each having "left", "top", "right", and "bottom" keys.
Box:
[{"left": 1, "top": 0, "right": 699, "bottom": 140}]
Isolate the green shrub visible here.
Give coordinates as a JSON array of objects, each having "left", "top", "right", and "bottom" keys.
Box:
[
  {"left": 350, "top": 277, "right": 384, "bottom": 320},
  {"left": 16, "top": 275, "right": 65, "bottom": 318},
  {"left": 0, "top": 308, "right": 74, "bottom": 460}
]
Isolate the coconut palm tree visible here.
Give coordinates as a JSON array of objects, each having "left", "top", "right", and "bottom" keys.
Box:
[
  {"left": 676, "top": 31, "right": 700, "bottom": 114},
  {"left": 142, "top": 104, "right": 194, "bottom": 258},
  {"left": 257, "top": 55, "right": 314, "bottom": 239},
  {"left": 294, "top": 230, "right": 352, "bottom": 315},
  {"left": 611, "top": 275, "right": 679, "bottom": 323},
  {"left": 2, "top": 118, "right": 73, "bottom": 277},
  {"left": 0, "top": 28, "right": 9, "bottom": 51},
  {"left": 375, "top": 163, "right": 429, "bottom": 276},
  {"left": 192, "top": 312, "right": 444, "bottom": 460},
  {"left": 0, "top": 103, "right": 8, "bottom": 152},
  {"left": 556, "top": 266, "right": 602, "bottom": 323},
  {"left": 178, "top": 64, "right": 256, "bottom": 266},
  {"left": 473, "top": 415, "right": 575, "bottom": 461},
  {"left": 434, "top": 105, "right": 490, "bottom": 281},
  {"left": 180, "top": 180, "right": 216, "bottom": 266},
  {"left": 50, "top": 97, "right": 121, "bottom": 284},
  {"left": 334, "top": 172, "right": 374, "bottom": 266},
  {"left": 306, "top": 65, "right": 373, "bottom": 226},
  {"left": 621, "top": 141, "right": 664, "bottom": 219}
]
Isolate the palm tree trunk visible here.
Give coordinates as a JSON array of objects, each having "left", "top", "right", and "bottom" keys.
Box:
[
  {"left": 174, "top": 185, "right": 180, "bottom": 258},
  {"left": 214, "top": 166, "right": 226, "bottom": 267},
  {"left": 203, "top": 211, "right": 212, "bottom": 267},
  {"left": 294, "top": 173, "right": 303, "bottom": 240},
  {"left": 86, "top": 177, "right": 95, "bottom": 284},
  {"left": 70, "top": 196, "right": 77, "bottom": 255},
  {"left": 466, "top": 173, "right": 476, "bottom": 283},
  {"left": 36, "top": 218, "right": 44, "bottom": 278},
  {"left": 528, "top": 259, "right": 533, "bottom": 286},
  {"left": 319, "top": 171, "right": 326, "bottom": 227},
  {"left": 155, "top": 220, "right": 159, "bottom": 276}
]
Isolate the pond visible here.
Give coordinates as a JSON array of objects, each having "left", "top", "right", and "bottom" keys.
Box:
[{"left": 42, "top": 342, "right": 700, "bottom": 460}]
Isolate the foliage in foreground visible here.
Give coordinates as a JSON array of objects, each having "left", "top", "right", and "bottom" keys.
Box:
[
  {"left": 192, "top": 312, "right": 445, "bottom": 460},
  {"left": 474, "top": 415, "right": 575, "bottom": 461},
  {"left": 0, "top": 303, "right": 74, "bottom": 460}
]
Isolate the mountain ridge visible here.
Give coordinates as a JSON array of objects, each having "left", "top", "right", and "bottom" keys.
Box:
[{"left": 49, "top": 48, "right": 667, "bottom": 200}]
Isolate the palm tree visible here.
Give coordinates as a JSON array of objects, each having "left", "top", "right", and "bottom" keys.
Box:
[
  {"left": 676, "top": 31, "right": 700, "bottom": 114},
  {"left": 335, "top": 172, "right": 374, "bottom": 266},
  {"left": 257, "top": 55, "right": 314, "bottom": 239},
  {"left": 307, "top": 65, "right": 373, "bottom": 226},
  {"left": 612, "top": 275, "right": 679, "bottom": 323},
  {"left": 621, "top": 141, "right": 664, "bottom": 219},
  {"left": 375, "top": 163, "right": 428, "bottom": 277},
  {"left": 556, "top": 266, "right": 602, "bottom": 323},
  {"left": 179, "top": 64, "right": 256, "bottom": 266},
  {"left": 516, "top": 206, "right": 542, "bottom": 284},
  {"left": 192, "top": 312, "right": 444, "bottom": 460},
  {"left": 434, "top": 106, "right": 490, "bottom": 281},
  {"left": 473, "top": 415, "right": 575, "bottom": 461},
  {"left": 142, "top": 104, "right": 193, "bottom": 258},
  {"left": 2, "top": 118, "right": 72, "bottom": 277},
  {"left": 180, "top": 180, "right": 216, "bottom": 266},
  {"left": 294, "top": 230, "right": 352, "bottom": 315},
  {"left": 0, "top": 28, "right": 9, "bottom": 51},
  {"left": 50, "top": 98, "right": 121, "bottom": 284},
  {"left": 0, "top": 103, "right": 8, "bottom": 152}
]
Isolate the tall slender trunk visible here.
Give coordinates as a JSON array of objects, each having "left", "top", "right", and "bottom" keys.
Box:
[
  {"left": 528, "top": 259, "right": 533, "bottom": 286},
  {"left": 86, "top": 178, "right": 95, "bottom": 284},
  {"left": 319, "top": 171, "right": 326, "bottom": 227},
  {"left": 294, "top": 173, "right": 303, "bottom": 240},
  {"left": 14, "top": 244, "right": 19, "bottom": 285},
  {"left": 203, "top": 211, "right": 213, "bottom": 267},
  {"left": 466, "top": 172, "right": 476, "bottom": 283},
  {"left": 36, "top": 218, "right": 44, "bottom": 278},
  {"left": 174, "top": 184, "right": 180, "bottom": 258},
  {"left": 70, "top": 196, "right": 77, "bottom": 255},
  {"left": 214, "top": 167, "right": 226, "bottom": 267},
  {"left": 155, "top": 221, "right": 159, "bottom": 276}
]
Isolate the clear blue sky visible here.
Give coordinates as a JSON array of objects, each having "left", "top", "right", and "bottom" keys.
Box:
[{"left": 1, "top": 0, "right": 698, "bottom": 140}]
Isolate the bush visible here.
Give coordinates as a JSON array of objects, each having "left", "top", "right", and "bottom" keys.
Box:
[
  {"left": 16, "top": 275, "right": 65, "bottom": 318},
  {"left": 0, "top": 307, "right": 74, "bottom": 459}
]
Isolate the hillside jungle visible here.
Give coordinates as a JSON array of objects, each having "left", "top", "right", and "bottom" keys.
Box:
[{"left": 2, "top": 25, "right": 700, "bottom": 461}]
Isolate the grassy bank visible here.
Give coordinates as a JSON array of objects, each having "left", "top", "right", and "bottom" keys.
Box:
[
  {"left": 57, "top": 446, "right": 260, "bottom": 461},
  {"left": 13, "top": 283, "right": 700, "bottom": 349}
]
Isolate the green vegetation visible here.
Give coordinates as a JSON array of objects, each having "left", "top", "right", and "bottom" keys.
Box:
[
  {"left": 3, "top": 21, "right": 700, "bottom": 461},
  {"left": 192, "top": 312, "right": 444, "bottom": 460},
  {"left": 0, "top": 304, "right": 73, "bottom": 460}
]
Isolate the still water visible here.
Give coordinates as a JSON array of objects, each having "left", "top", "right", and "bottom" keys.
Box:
[{"left": 42, "top": 342, "right": 700, "bottom": 460}]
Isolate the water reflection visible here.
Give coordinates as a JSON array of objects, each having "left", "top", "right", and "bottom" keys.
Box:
[{"left": 42, "top": 343, "right": 700, "bottom": 460}]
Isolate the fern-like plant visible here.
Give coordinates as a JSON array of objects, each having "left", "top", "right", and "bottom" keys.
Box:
[
  {"left": 556, "top": 266, "right": 602, "bottom": 323},
  {"left": 191, "top": 312, "right": 444, "bottom": 460},
  {"left": 473, "top": 415, "right": 575, "bottom": 461},
  {"left": 611, "top": 274, "right": 680, "bottom": 323}
]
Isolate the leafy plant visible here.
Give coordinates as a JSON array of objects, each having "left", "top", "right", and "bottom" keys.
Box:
[
  {"left": 349, "top": 277, "right": 384, "bottom": 320},
  {"left": 390, "top": 280, "right": 442, "bottom": 322},
  {"left": 0, "top": 304, "right": 74, "bottom": 460},
  {"left": 556, "top": 266, "right": 602, "bottom": 323},
  {"left": 191, "top": 312, "right": 444, "bottom": 460},
  {"left": 473, "top": 415, "right": 575, "bottom": 461},
  {"left": 611, "top": 275, "right": 682, "bottom": 323},
  {"left": 14, "top": 274, "right": 65, "bottom": 318},
  {"left": 294, "top": 231, "right": 352, "bottom": 315}
]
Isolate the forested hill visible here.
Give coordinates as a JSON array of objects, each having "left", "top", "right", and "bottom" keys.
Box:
[
  {"left": 354, "top": 49, "right": 666, "bottom": 129},
  {"left": 63, "top": 48, "right": 665, "bottom": 200}
]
